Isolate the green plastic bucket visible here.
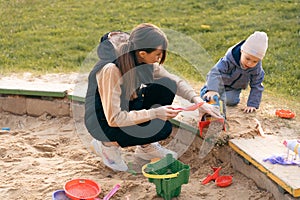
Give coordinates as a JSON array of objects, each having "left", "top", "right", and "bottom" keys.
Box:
[{"left": 142, "top": 154, "right": 190, "bottom": 200}]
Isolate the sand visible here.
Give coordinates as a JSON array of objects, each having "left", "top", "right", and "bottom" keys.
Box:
[{"left": 0, "top": 73, "right": 299, "bottom": 200}]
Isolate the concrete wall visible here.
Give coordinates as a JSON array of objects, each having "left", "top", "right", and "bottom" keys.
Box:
[
  {"left": 0, "top": 95, "right": 70, "bottom": 117},
  {"left": 230, "top": 151, "right": 298, "bottom": 200}
]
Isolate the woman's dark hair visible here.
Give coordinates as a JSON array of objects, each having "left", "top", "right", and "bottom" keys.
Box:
[{"left": 118, "top": 23, "right": 168, "bottom": 100}]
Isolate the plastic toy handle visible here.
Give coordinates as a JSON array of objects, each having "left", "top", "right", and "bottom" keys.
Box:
[
  {"left": 211, "top": 167, "right": 221, "bottom": 179},
  {"left": 172, "top": 107, "right": 185, "bottom": 111},
  {"left": 142, "top": 164, "right": 179, "bottom": 179},
  {"left": 186, "top": 102, "right": 205, "bottom": 111},
  {"left": 204, "top": 95, "right": 219, "bottom": 105},
  {"left": 201, "top": 174, "right": 213, "bottom": 185},
  {"left": 103, "top": 183, "right": 121, "bottom": 200},
  {"left": 201, "top": 166, "right": 222, "bottom": 185},
  {"left": 172, "top": 102, "right": 204, "bottom": 111},
  {"left": 283, "top": 140, "right": 287, "bottom": 147}
]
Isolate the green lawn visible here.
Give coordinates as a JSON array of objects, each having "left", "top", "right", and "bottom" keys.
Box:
[{"left": 0, "top": 0, "right": 299, "bottom": 97}]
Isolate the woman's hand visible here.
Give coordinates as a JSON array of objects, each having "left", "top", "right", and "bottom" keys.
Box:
[
  {"left": 154, "top": 106, "right": 181, "bottom": 121},
  {"left": 192, "top": 96, "right": 222, "bottom": 119},
  {"left": 198, "top": 103, "right": 223, "bottom": 119},
  {"left": 244, "top": 106, "right": 256, "bottom": 113}
]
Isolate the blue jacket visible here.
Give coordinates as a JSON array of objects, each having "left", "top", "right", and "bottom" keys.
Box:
[{"left": 206, "top": 40, "right": 265, "bottom": 108}]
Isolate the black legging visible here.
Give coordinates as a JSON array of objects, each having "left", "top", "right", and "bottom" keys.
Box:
[{"left": 100, "top": 77, "right": 177, "bottom": 147}]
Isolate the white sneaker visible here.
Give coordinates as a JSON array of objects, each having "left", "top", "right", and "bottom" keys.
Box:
[
  {"left": 135, "top": 142, "right": 178, "bottom": 160},
  {"left": 91, "top": 139, "right": 128, "bottom": 172}
]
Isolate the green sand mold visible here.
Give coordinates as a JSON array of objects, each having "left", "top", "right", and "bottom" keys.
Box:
[{"left": 143, "top": 154, "right": 190, "bottom": 200}]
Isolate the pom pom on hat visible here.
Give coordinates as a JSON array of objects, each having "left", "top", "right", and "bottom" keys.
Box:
[{"left": 241, "top": 31, "right": 268, "bottom": 60}]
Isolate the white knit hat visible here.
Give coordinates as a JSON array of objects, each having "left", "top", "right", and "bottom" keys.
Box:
[{"left": 241, "top": 31, "right": 268, "bottom": 60}]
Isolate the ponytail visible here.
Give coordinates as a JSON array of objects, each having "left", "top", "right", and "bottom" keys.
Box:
[
  {"left": 118, "top": 41, "right": 137, "bottom": 100},
  {"left": 117, "top": 23, "right": 169, "bottom": 100}
]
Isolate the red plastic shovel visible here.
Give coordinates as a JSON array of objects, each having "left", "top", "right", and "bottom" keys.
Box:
[
  {"left": 201, "top": 166, "right": 221, "bottom": 184},
  {"left": 201, "top": 166, "right": 232, "bottom": 187}
]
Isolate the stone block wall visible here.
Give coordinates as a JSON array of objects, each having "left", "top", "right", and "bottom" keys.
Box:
[{"left": 0, "top": 95, "right": 70, "bottom": 117}]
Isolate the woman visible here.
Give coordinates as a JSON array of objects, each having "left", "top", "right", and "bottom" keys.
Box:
[{"left": 85, "top": 23, "right": 221, "bottom": 171}]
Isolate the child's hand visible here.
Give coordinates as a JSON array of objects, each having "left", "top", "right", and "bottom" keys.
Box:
[
  {"left": 244, "top": 106, "right": 256, "bottom": 113},
  {"left": 203, "top": 91, "right": 219, "bottom": 101}
]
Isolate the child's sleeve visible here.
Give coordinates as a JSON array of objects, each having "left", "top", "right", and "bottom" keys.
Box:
[
  {"left": 247, "top": 69, "right": 265, "bottom": 108},
  {"left": 206, "top": 58, "right": 230, "bottom": 93}
]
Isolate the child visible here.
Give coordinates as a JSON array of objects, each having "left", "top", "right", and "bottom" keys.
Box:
[
  {"left": 200, "top": 31, "right": 268, "bottom": 113},
  {"left": 84, "top": 23, "right": 221, "bottom": 171}
]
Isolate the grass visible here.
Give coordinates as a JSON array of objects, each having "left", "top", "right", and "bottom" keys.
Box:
[{"left": 0, "top": 0, "right": 299, "bottom": 97}]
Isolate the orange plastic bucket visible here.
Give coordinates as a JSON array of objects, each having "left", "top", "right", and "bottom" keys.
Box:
[
  {"left": 215, "top": 175, "right": 232, "bottom": 187},
  {"left": 275, "top": 109, "right": 295, "bottom": 119}
]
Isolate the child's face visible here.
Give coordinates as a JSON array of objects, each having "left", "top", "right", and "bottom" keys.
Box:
[{"left": 240, "top": 50, "right": 260, "bottom": 69}]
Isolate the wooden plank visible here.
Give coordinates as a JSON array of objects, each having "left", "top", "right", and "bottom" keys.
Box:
[
  {"left": 0, "top": 80, "right": 72, "bottom": 98},
  {"left": 229, "top": 135, "right": 300, "bottom": 197}
]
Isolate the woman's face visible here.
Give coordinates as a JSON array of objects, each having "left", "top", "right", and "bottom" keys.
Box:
[
  {"left": 138, "top": 46, "right": 164, "bottom": 64},
  {"left": 240, "top": 50, "right": 260, "bottom": 69}
]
